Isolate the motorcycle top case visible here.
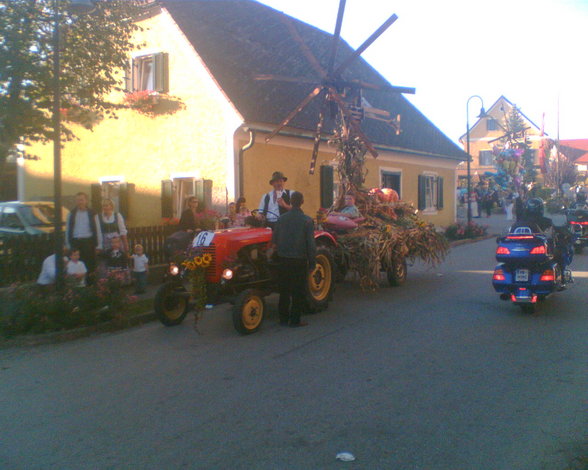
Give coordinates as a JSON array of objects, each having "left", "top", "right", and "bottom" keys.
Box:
[{"left": 495, "top": 234, "right": 551, "bottom": 264}]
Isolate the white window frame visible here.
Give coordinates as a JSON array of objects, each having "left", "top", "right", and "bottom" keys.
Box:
[
  {"left": 170, "top": 173, "right": 200, "bottom": 219},
  {"left": 380, "top": 166, "right": 402, "bottom": 198},
  {"left": 98, "top": 176, "right": 125, "bottom": 213},
  {"left": 422, "top": 172, "right": 439, "bottom": 214}
]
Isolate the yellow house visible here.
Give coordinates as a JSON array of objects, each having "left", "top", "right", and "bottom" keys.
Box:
[
  {"left": 458, "top": 96, "right": 544, "bottom": 184},
  {"left": 20, "top": 0, "right": 467, "bottom": 228}
]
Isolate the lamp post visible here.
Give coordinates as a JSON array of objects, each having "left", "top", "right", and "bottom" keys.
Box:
[
  {"left": 53, "top": 0, "right": 94, "bottom": 290},
  {"left": 465, "top": 95, "right": 487, "bottom": 224}
]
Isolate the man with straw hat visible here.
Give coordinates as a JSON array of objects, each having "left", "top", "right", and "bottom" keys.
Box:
[{"left": 257, "top": 171, "right": 295, "bottom": 228}]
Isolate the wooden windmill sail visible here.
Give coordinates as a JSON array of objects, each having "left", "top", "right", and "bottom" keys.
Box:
[{"left": 256, "top": 0, "right": 415, "bottom": 174}]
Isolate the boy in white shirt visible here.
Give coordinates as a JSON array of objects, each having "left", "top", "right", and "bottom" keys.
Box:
[
  {"left": 131, "top": 244, "right": 149, "bottom": 294},
  {"left": 66, "top": 248, "right": 87, "bottom": 287}
]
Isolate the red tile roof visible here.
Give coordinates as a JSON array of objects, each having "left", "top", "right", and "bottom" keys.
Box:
[{"left": 559, "top": 139, "right": 588, "bottom": 163}]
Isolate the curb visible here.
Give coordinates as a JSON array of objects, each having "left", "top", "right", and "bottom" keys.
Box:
[
  {"left": 0, "top": 310, "right": 157, "bottom": 350},
  {"left": 449, "top": 233, "right": 497, "bottom": 247}
]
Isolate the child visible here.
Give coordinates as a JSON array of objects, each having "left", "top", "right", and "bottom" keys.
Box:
[
  {"left": 131, "top": 244, "right": 149, "bottom": 294},
  {"left": 102, "top": 235, "right": 130, "bottom": 283},
  {"left": 66, "top": 248, "right": 87, "bottom": 287}
]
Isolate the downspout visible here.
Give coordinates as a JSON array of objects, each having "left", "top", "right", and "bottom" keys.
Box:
[{"left": 238, "top": 127, "right": 255, "bottom": 198}]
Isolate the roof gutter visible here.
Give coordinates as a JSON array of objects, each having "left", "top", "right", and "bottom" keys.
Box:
[{"left": 238, "top": 127, "right": 256, "bottom": 197}]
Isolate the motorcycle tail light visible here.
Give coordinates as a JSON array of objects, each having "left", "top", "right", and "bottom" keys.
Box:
[
  {"left": 540, "top": 270, "right": 555, "bottom": 282},
  {"left": 570, "top": 221, "right": 588, "bottom": 225},
  {"left": 496, "top": 246, "right": 510, "bottom": 255},
  {"left": 530, "top": 245, "right": 547, "bottom": 254},
  {"left": 493, "top": 269, "right": 506, "bottom": 281}
]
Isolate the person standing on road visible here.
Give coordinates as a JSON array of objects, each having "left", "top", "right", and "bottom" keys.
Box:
[
  {"left": 272, "top": 191, "right": 316, "bottom": 327},
  {"left": 66, "top": 192, "right": 98, "bottom": 275}
]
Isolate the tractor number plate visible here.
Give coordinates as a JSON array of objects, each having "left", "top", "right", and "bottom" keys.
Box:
[
  {"left": 193, "top": 231, "right": 215, "bottom": 247},
  {"left": 515, "top": 269, "right": 529, "bottom": 282}
]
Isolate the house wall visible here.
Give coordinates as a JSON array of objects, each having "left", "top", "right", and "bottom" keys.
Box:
[
  {"left": 22, "top": 9, "right": 242, "bottom": 226},
  {"left": 239, "top": 133, "right": 459, "bottom": 227},
  {"left": 459, "top": 97, "right": 543, "bottom": 180}
]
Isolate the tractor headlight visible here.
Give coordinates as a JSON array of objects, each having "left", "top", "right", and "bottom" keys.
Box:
[
  {"left": 169, "top": 263, "right": 180, "bottom": 276},
  {"left": 222, "top": 268, "right": 234, "bottom": 280}
]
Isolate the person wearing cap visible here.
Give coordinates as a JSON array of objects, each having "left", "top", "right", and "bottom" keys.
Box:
[{"left": 257, "top": 171, "right": 295, "bottom": 228}]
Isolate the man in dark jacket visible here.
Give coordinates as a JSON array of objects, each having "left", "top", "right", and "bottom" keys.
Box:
[
  {"left": 272, "top": 191, "right": 316, "bottom": 327},
  {"left": 66, "top": 192, "right": 98, "bottom": 274}
]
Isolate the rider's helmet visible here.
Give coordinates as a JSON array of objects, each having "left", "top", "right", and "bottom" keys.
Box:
[
  {"left": 576, "top": 191, "right": 587, "bottom": 204},
  {"left": 525, "top": 197, "right": 545, "bottom": 217}
]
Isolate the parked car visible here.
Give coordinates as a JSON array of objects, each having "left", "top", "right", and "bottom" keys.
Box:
[{"left": 0, "top": 201, "right": 70, "bottom": 238}]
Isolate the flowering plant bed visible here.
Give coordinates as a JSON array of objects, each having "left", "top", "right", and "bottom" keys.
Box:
[
  {"left": 0, "top": 274, "right": 137, "bottom": 338},
  {"left": 444, "top": 221, "right": 488, "bottom": 240}
]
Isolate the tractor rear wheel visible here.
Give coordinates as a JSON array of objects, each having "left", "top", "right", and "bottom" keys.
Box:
[{"left": 305, "top": 246, "right": 335, "bottom": 313}]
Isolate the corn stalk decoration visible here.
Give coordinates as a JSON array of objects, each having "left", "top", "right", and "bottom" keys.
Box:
[{"left": 261, "top": 0, "right": 448, "bottom": 290}]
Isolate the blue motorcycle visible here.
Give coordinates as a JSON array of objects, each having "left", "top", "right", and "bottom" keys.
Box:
[{"left": 492, "top": 226, "right": 573, "bottom": 314}]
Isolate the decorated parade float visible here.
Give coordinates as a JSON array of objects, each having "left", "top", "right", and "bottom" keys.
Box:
[{"left": 154, "top": 0, "right": 449, "bottom": 334}]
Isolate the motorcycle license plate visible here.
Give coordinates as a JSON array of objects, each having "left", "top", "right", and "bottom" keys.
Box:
[{"left": 515, "top": 269, "right": 529, "bottom": 282}]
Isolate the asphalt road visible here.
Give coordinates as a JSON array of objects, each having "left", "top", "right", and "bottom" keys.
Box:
[{"left": 1, "top": 238, "right": 587, "bottom": 470}]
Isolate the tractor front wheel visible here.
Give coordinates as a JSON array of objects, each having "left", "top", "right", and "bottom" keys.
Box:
[
  {"left": 154, "top": 282, "right": 190, "bottom": 326},
  {"left": 232, "top": 289, "right": 265, "bottom": 335}
]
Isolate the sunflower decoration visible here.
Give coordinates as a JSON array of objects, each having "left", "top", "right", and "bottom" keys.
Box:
[{"left": 182, "top": 253, "right": 213, "bottom": 313}]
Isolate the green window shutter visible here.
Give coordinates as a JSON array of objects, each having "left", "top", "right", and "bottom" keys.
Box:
[
  {"left": 124, "top": 59, "right": 132, "bottom": 92},
  {"left": 154, "top": 52, "right": 169, "bottom": 93},
  {"left": 436, "top": 177, "right": 444, "bottom": 210},
  {"left": 320, "top": 165, "right": 334, "bottom": 209},
  {"left": 417, "top": 175, "right": 426, "bottom": 211},
  {"left": 91, "top": 183, "right": 102, "bottom": 212},
  {"left": 195, "top": 179, "right": 213, "bottom": 210},
  {"left": 131, "top": 57, "right": 140, "bottom": 92},
  {"left": 161, "top": 180, "right": 173, "bottom": 218}
]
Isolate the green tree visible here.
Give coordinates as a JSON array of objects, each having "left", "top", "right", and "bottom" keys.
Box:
[{"left": 0, "top": 0, "right": 141, "bottom": 177}]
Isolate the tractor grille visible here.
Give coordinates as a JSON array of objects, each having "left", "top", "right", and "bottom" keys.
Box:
[{"left": 200, "top": 244, "right": 218, "bottom": 279}]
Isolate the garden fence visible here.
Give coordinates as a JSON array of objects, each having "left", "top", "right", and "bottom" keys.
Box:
[{"left": 0, "top": 225, "right": 176, "bottom": 287}]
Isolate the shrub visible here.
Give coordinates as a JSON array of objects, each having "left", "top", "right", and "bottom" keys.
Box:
[
  {"left": 0, "top": 273, "right": 137, "bottom": 338},
  {"left": 444, "top": 221, "right": 488, "bottom": 240}
]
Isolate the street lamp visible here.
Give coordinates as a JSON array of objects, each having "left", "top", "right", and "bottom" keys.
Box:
[
  {"left": 53, "top": 0, "right": 95, "bottom": 290},
  {"left": 465, "top": 95, "right": 488, "bottom": 224}
]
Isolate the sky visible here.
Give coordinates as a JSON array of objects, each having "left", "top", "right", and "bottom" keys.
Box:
[{"left": 257, "top": 0, "right": 588, "bottom": 144}]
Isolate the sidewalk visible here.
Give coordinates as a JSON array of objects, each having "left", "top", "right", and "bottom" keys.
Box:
[
  {"left": 456, "top": 207, "right": 567, "bottom": 237},
  {"left": 456, "top": 210, "right": 514, "bottom": 236}
]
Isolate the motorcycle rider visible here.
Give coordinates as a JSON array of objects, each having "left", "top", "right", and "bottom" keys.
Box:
[
  {"left": 512, "top": 197, "right": 572, "bottom": 286},
  {"left": 512, "top": 197, "right": 553, "bottom": 234},
  {"left": 570, "top": 190, "right": 588, "bottom": 210}
]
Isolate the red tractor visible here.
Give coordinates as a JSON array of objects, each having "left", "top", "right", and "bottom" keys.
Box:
[{"left": 154, "top": 226, "right": 337, "bottom": 334}]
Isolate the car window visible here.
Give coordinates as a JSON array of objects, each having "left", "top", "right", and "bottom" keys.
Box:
[
  {"left": 19, "top": 204, "right": 55, "bottom": 227},
  {"left": 1, "top": 207, "right": 25, "bottom": 229}
]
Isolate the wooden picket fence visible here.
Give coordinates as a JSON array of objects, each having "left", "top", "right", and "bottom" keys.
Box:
[{"left": 0, "top": 225, "right": 176, "bottom": 287}]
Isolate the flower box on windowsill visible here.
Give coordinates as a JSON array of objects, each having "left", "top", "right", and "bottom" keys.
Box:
[{"left": 124, "top": 91, "right": 184, "bottom": 116}]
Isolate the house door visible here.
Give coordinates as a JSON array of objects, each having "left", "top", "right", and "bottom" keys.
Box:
[{"left": 382, "top": 171, "right": 401, "bottom": 198}]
